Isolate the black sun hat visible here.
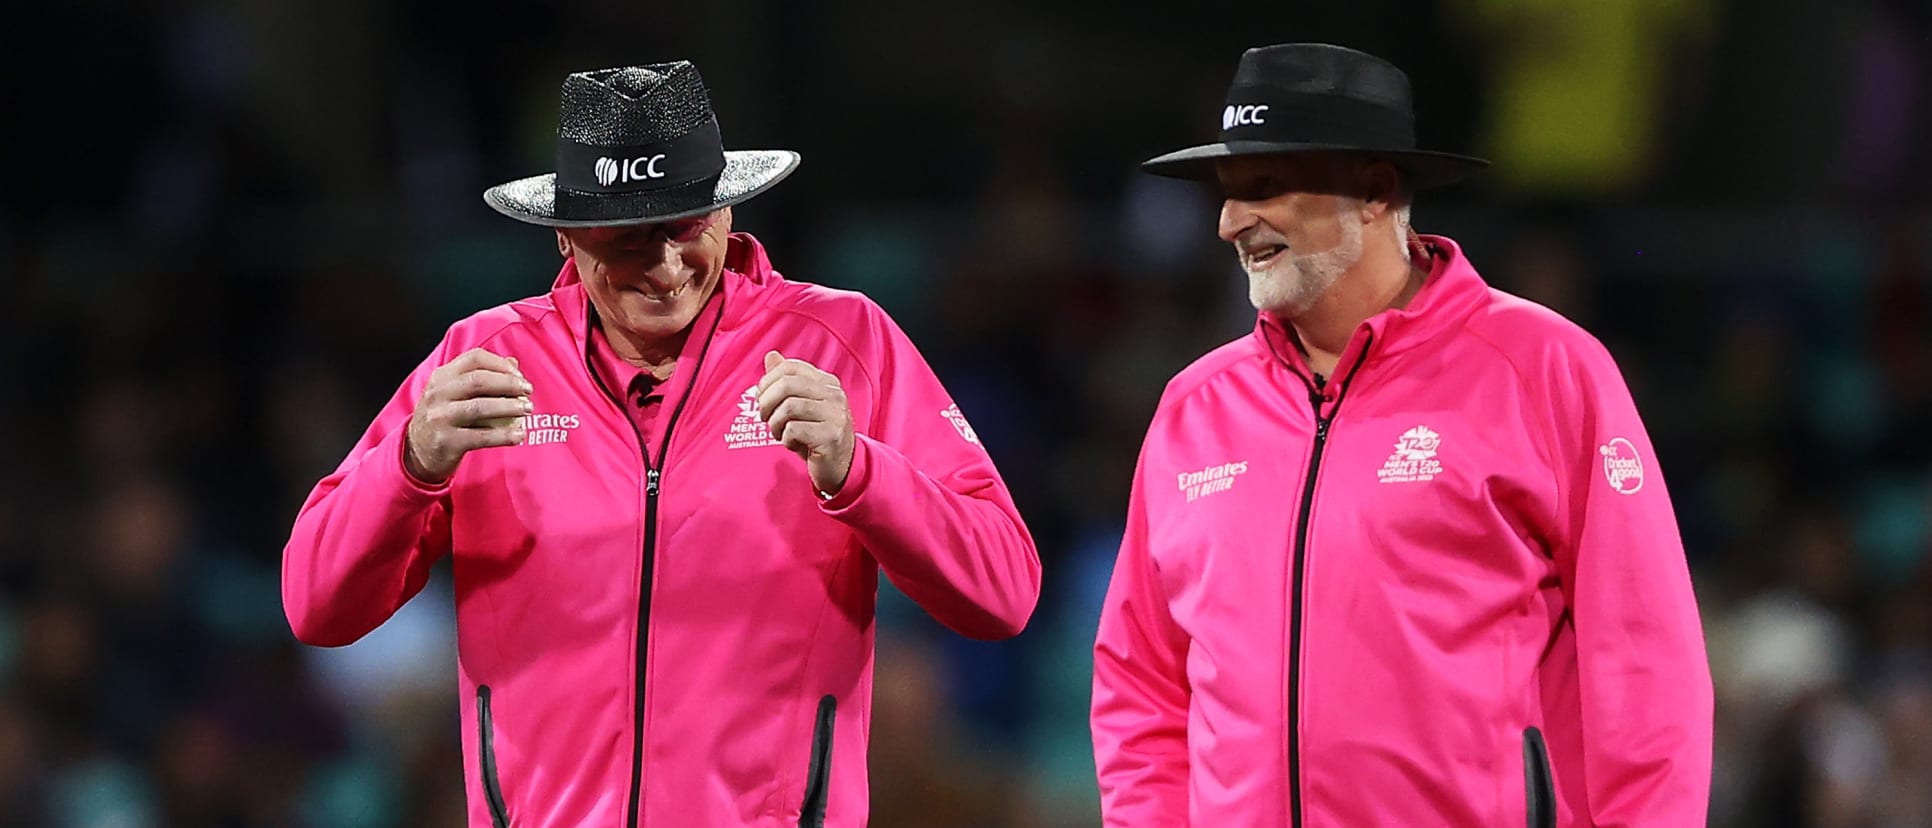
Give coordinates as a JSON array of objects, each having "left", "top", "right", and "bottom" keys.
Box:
[
  {"left": 484, "top": 61, "right": 800, "bottom": 227},
  {"left": 1142, "top": 43, "right": 1487, "bottom": 189}
]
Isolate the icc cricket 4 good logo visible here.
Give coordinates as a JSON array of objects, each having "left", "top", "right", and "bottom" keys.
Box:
[
  {"left": 940, "top": 404, "right": 981, "bottom": 446},
  {"left": 1599, "top": 437, "right": 1645, "bottom": 495}
]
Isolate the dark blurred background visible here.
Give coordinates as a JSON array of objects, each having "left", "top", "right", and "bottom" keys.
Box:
[{"left": 3, "top": 0, "right": 1930, "bottom": 825}]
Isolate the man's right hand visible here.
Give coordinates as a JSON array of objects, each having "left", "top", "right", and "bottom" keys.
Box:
[{"left": 404, "top": 348, "right": 532, "bottom": 484}]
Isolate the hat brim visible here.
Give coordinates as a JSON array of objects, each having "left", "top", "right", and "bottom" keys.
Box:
[
  {"left": 1141, "top": 141, "right": 1489, "bottom": 190},
  {"left": 482, "top": 150, "right": 800, "bottom": 227}
]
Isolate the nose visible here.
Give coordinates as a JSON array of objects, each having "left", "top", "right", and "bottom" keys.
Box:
[
  {"left": 635, "top": 243, "right": 694, "bottom": 292},
  {"left": 1218, "top": 198, "right": 1257, "bottom": 243}
]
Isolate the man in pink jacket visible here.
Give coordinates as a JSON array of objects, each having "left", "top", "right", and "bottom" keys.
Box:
[
  {"left": 282, "top": 62, "right": 1041, "bottom": 827},
  {"left": 1092, "top": 44, "right": 1712, "bottom": 827}
]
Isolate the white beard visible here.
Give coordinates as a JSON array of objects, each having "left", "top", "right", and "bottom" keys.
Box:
[{"left": 1244, "top": 209, "right": 1364, "bottom": 318}]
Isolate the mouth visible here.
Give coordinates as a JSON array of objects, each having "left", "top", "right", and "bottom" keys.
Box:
[
  {"left": 1242, "top": 242, "right": 1288, "bottom": 270},
  {"left": 629, "top": 276, "right": 694, "bottom": 303}
]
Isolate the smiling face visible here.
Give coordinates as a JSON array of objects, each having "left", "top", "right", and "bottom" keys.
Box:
[
  {"left": 1214, "top": 154, "right": 1375, "bottom": 319},
  {"left": 557, "top": 207, "right": 733, "bottom": 345}
]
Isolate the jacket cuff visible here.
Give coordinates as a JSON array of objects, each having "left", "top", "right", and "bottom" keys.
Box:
[
  {"left": 392, "top": 426, "right": 453, "bottom": 497},
  {"left": 816, "top": 435, "right": 875, "bottom": 514}
]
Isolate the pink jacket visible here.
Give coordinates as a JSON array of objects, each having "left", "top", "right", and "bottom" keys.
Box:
[
  {"left": 283, "top": 233, "right": 1041, "bottom": 828},
  {"left": 1092, "top": 236, "right": 1712, "bottom": 827}
]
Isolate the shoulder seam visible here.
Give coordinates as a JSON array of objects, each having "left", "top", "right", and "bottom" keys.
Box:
[
  {"left": 1461, "top": 321, "right": 1567, "bottom": 539},
  {"left": 466, "top": 302, "right": 560, "bottom": 352},
  {"left": 1154, "top": 344, "right": 1264, "bottom": 426},
  {"left": 766, "top": 304, "right": 882, "bottom": 415}
]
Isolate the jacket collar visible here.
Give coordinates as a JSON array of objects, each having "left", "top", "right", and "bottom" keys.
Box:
[{"left": 1255, "top": 234, "right": 1488, "bottom": 381}]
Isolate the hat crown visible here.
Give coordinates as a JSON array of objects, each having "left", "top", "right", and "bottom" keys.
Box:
[
  {"left": 482, "top": 58, "right": 802, "bottom": 227},
  {"left": 1232, "top": 44, "right": 1413, "bottom": 110},
  {"left": 1136, "top": 42, "right": 1488, "bottom": 188},
  {"left": 559, "top": 61, "right": 716, "bottom": 147},
  {"left": 605, "top": 67, "right": 666, "bottom": 98},
  {"left": 1215, "top": 42, "right": 1419, "bottom": 151}
]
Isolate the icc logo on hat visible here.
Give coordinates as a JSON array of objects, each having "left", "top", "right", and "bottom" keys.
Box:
[
  {"left": 1222, "top": 104, "right": 1270, "bottom": 130},
  {"left": 594, "top": 154, "right": 669, "bottom": 187}
]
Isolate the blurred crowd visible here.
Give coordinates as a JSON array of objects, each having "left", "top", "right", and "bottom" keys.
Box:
[{"left": 3, "top": 0, "right": 1931, "bottom": 825}]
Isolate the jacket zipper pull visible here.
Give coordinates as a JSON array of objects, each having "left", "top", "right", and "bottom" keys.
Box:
[{"left": 646, "top": 468, "right": 661, "bottom": 497}]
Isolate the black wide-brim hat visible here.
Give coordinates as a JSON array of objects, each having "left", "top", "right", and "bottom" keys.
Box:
[
  {"left": 485, "top": 62, "right": 800, "bottom": 227},
  {"left": 1142, "top": 43, "right": 1488, "bottom": 190}
]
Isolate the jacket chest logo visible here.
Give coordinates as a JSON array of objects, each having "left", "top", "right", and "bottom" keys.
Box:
[
  {"left": 515, "top": 412, "right": 582, "bottom": 446},
  {"left": 1178, "top": 461, "right": 1249, "bottom": 502},
  {"left": 724, "top": 385, "right": 782, "bottom": 450},
  {"left": 1377, "top": 425, "right": 1444, "bottom": 484}
]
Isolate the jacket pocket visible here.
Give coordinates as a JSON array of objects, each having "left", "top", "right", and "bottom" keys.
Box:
[
  {"left": 477, "top": 686, "right": 511, "bottom": 828},
  {"left": 799, "top": 695, "right": 836, "bottom": 828},
  {"left": 1522, "top": 727, "right": 1555, "bottom": 828}
]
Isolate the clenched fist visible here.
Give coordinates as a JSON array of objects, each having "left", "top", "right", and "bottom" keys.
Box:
[
  {"left": 756, "top": 351, "right": 856, "bottom": 495},
  {"left": 404, "top": 348, "right": 534, "bottom": 484}
]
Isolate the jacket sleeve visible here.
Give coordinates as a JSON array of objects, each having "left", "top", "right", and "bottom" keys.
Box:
[
  {"left": 1544, "top": 338, "right": 1713, "bottom": 826},
  {"left": 1090, "top": 450, "right": 1190, "bottom": 825},
  {"left": 816, "top": 308, "right": 1041, "bottom": 640},
  {"left": 282, "top": 339, "right": 455, "bottom": 647}
]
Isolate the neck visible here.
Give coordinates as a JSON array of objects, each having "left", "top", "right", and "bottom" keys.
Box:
[
  {"left": 1286, "top": 247, "right": 1427, "bottom": 379},
  {"left": 604, "top": 321, "right": 685, "bottom": 381}
]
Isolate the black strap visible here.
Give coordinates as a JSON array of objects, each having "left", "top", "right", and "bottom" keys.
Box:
[{"left": 555, "top": 120, "right": 725, "bottom": 193}]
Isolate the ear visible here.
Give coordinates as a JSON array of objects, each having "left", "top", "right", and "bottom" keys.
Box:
[
  {"left": 555, "top": 229, "right": 573, "bottom": 258},
  {"left": 1356, "top": 161, "right": 1403, "bottom": 223},
  {"left": 716, "top": 206, "right": 734, "bottom": 234}
]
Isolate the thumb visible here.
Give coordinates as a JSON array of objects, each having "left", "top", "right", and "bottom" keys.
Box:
[{"left": 764, "top": 350, "right": 784, "bottom": 372}]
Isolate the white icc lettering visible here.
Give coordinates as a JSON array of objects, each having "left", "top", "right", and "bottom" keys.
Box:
[
  {"left": 596, "top": 155, "right": 670, "bottom": 186},
  {"left": 626, "top": 154, "right": 668, "bottom": 181},
  {"left": 1222, "top": 104, "right": 1270, "bottom": 129}
]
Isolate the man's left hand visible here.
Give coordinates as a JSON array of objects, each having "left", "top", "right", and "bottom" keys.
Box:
[{"left": 757, "top": 350, "right": 856, "bottom": 496}]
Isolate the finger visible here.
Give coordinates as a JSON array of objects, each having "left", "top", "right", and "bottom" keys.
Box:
[
  {"left": 758, "top": 356, "right": 829, "bottom": 386},
  {"left": 753, "top": 374, "right": 815, "bottom": 416},
  {"left": 775, "top": 357, "right": 829, "bottom": 380},
  {"left": 459, "top": 347, "right": 521, "bottom": 378},
  {"left": 445, "top": 368, "right": 533, "bottom": 402},
  {"left": 757, "top": 377, "right": 838, "bottom": 421},
  {"left": 452, "top": 420, "right": 527, "bottom": 451},
  {"left": 431, "top": 349, "right": 522, "bottom": 395},
  {"left": 756, "top": 357, "right": 813, "bottom": 397},
  {"left": 425, "top": 356, "right": 467, "bottom": 396},
  {"left": 425, "top": 362, "right": 518, "bottom": 404},
  {"left": 441, "top": 348, "right": 487, "bottom": 376},
  {"left": 765, "top": 397, "right": 832, "bottom": 439},
  {"left": 778, "top": 420, "right": 838, "bottom": 457},
  {"left": 447, "top": 395, "right": 533, "bottom": 428},
  {"left": 755, "top": 351, "right": 794, "bottom": 396}
]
